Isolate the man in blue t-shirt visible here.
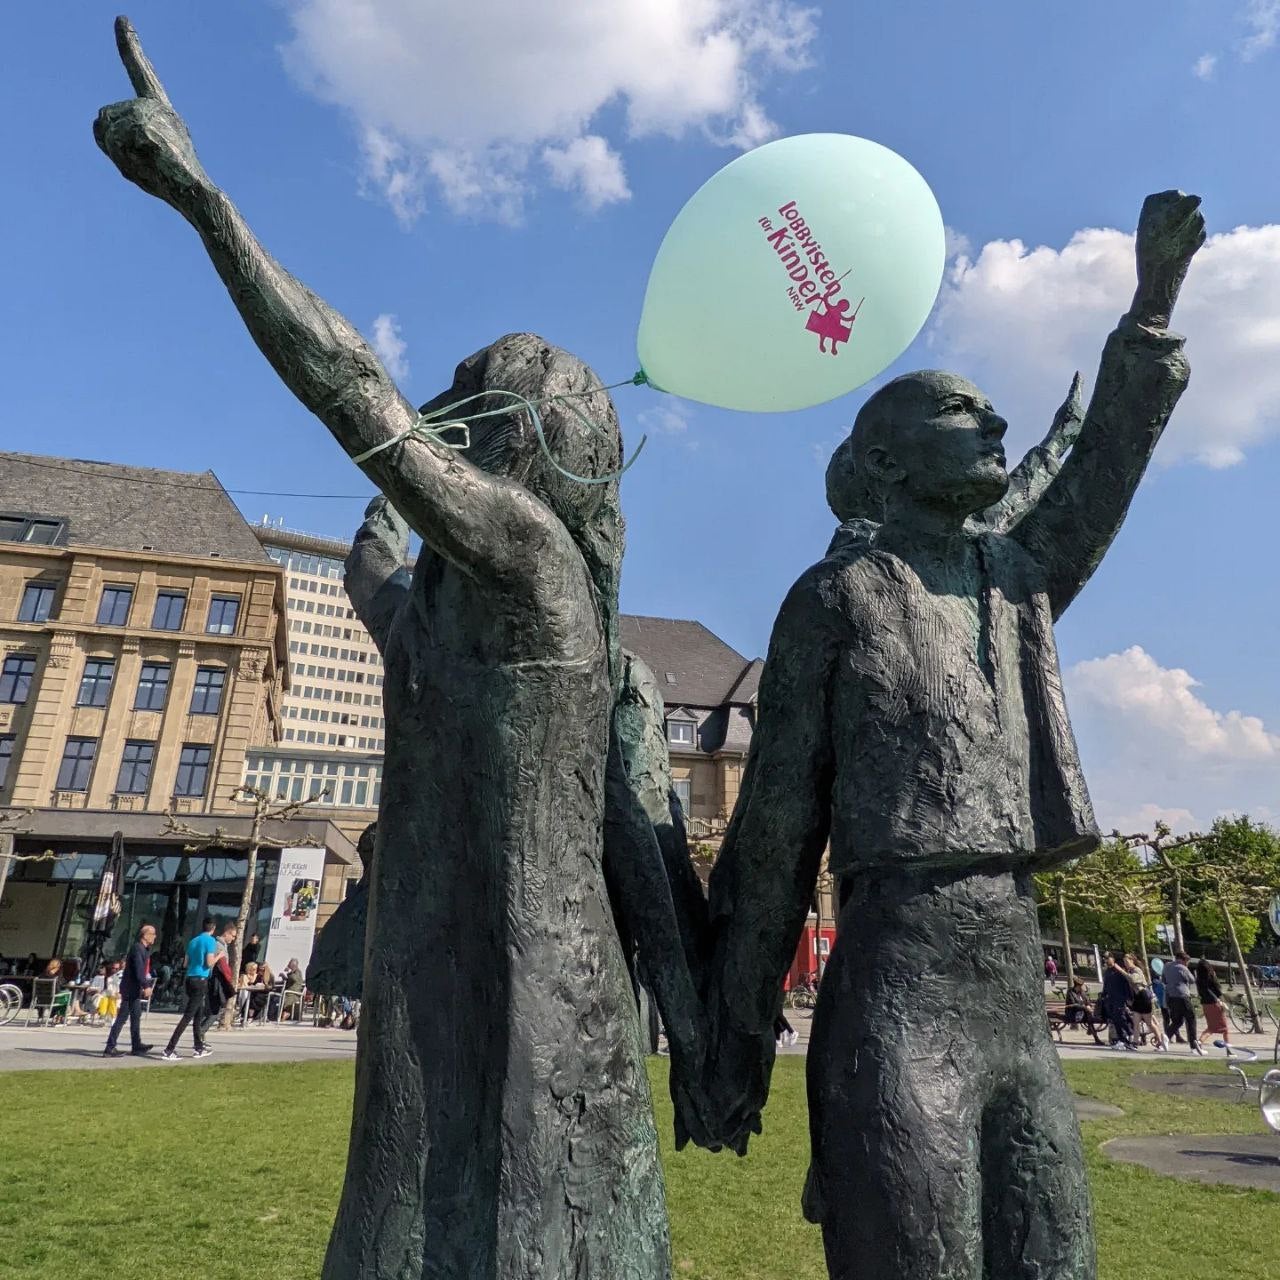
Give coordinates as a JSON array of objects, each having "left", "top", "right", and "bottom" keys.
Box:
[{"left": 162, "top": 918, "right": 221, "bottom": 1061}]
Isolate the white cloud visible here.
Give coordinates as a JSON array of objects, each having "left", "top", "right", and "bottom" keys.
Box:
[
  {"left": 1242, "top": 0, "right": 1280, "bottom": 59},
  {"left": 542, "top": 136, "right": 631, "bottom": 210},
  {"left": 1192, "top": 52, "right": 1218, "bottom": 79},
  {"left": 639, "top": 402, "right": 692, "bottom": 435},
  {"left": 1065, "top": 646, "right": 1280, "bottom": 831},
  {"left": 1109, "top": 803, "right": 1199, "bottom": 838},
  {"left": 1187, "top": 3, "right": 1276, "bottom": 79},
  {"left": 927, "top": 222, "right": 1280, "bottom": 469},
  {"left": 370, "top": 313, "right": 409, "bottom": 380},
  {"left": 280, "top": 0, "right": 817, "bottom": 222},
  {"left": 943, "top": 225, "right": 972, "bottom": 261}
]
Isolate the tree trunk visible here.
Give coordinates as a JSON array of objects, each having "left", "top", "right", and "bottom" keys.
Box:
[
  {"left": 1220, "top": 896, "right": 1261, "bottom": 1033},
  {"left": 0, "top": 832, "right": 13, "bottom": 914},
  {"left": 219, "top": 805, "right": 264, "bottom": 1029},
  {"left": 813, "top": 879, "right": 824, "bottom": 981},
  {"left": 1135, "top": 910, "right": 1150, "bottom": 978},
  {"left": 1057, "top": 885, "right": 1075, "bottom": 988},
  {"left": 1171, "top": 872, "right": 1185, "bottom": 954}
]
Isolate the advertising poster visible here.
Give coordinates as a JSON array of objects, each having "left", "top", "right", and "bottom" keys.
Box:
[{"left": 264, "top": 847, "right": 325, "bottom": 976}]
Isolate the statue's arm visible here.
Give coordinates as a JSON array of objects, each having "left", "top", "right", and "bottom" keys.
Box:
[
  {"left": 978, "top": 374, "right": 1083, "bottom": 535},
  {"left": 93, "top": 20, "right": 558, "bottom": 592},
  {"left": 602, "top": 735, "right": 713, "bottom": 1143},
  {"left": 1010, "top": 191, "right": 1205, "bottom": 618},
  {"left": 698, "top": 572, "right": 837, "bottom": 1150},
  {"left": 345, "top": 497, "right": 412, "bottom": 655}
]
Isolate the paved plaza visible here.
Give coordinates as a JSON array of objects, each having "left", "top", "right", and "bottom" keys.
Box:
[
  {"left": 0, "top": 1012, "right": 357, "bottom": 1071},
  {"left": 3, "top": 1004, "right": 1274, "bottom": 1071}
]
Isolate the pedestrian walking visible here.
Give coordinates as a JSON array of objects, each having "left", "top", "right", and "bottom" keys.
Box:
[
  {"left": 162, "top": 918, "right": 220, "bottom": 1061},
  {"left": 1194, "top": 957, "right": 1230, "bottom": 1046},
  {"left": 1102, "top": 952, "right": 1138, "bottom": 1050},
  {"left": 774, "top": 1012, "right": 799, "bottom": 1047},
  {"left": 1163, "top": 952, "right": 1203, "bottom": 1054},
  {"left": 102, "top": 924, "right": 155, "bottom": 1057},
  {"left": 1044, "top": 954, "right": 1058, "bottom": 983},
  {"left": 1123, "top": 953, "right": 1168, "bottom": 1050}
]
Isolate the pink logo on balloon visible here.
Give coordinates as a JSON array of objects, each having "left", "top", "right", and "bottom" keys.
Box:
[{"left": 758, "top": 200, "right": 865, "bottom": 354}]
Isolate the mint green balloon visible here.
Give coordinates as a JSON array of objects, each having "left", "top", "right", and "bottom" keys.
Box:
[{"left": 637, "top": 134, "right": 945, "bottom": 413}]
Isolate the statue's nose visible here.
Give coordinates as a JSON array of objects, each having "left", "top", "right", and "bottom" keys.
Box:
[{"left": 980, "top": 410, "right": 1008, "bottom": 441}]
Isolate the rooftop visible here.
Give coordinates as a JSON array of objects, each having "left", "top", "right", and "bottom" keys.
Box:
[
  {"left": 0, "top": 452, "right": 270, "bottom": 564},
  {"left": 619, "top": 615, "right": 760, "bottom": 709}
]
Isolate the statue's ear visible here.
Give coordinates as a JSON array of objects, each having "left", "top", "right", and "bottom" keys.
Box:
[{"left": 866, "top": 444, "right": 905, "bottom": 488}]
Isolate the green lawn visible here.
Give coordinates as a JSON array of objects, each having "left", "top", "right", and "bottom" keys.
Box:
[{"left": 0, "top": 1057, "right": 1275, "bottom": 1279}]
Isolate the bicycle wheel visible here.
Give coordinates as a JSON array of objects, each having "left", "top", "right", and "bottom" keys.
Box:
[
  {"left": 1229, "top": 1000, "right": 1256, "bottom": 1035},
  {"left": 0, "top": 983, "right": 21, "bottom": 1027}
]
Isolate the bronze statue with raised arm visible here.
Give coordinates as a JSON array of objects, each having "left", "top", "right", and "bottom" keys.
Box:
[
  {"left": 694, "top": 191, "right": 1204, "bottom": 1280},
  {"left": 94, "top": 18, "right": 709, "bottom": 1280}
]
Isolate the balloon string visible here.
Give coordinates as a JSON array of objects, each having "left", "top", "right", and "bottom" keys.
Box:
[{"left": 352, "top": 370, "right": 652, "bottom": 486}]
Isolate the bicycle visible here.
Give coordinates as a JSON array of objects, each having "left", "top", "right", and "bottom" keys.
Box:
[
  {"left": 1226, "top": 992, "right": 1280, "bottom": 1035},
  {"left": 787, "top": 972, "right": 820, "bottom": 1011},
  {"left": 0, "top": 983, "right": 22, "bottom": 1027}
]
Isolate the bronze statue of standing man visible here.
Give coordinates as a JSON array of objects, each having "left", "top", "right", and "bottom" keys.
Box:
[{"left": 692, "top": 191, "right": 1204, "bottom": 1280}]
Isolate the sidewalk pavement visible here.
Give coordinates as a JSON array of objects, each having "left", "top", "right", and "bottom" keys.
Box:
[
  {"left": 3, "top": 1007, "right": 1274, "bottom": 1072},
  {"left": 0, "top": 1011, "right": 356, "bottom": 1071}
]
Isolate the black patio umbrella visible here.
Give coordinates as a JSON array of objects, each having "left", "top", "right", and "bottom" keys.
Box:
[{"left": 80, "top": 830, "right": 126, "bottom": 981}]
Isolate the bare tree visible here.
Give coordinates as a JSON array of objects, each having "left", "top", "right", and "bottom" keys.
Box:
[
  {"left": 0, "top": 808, "right": 51, "bottom": 907},
  {"left": 163, "top": 785, "right": 328, "bottom": 1028},
  {"left": 1114, "top": 822, "right": 1202, "bottom": 954}
]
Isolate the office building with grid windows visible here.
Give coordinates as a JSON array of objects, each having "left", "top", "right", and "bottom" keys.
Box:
[{"left": 249, "top": 523, "right": 391, "bottom": 882}]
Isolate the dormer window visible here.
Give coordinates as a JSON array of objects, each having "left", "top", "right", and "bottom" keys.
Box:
[
  {"left": 0, "top": 513, "right": 67, "bottom": 545},
  {"left": 666, "top": 719, "right": 695, "bottom": 747}
]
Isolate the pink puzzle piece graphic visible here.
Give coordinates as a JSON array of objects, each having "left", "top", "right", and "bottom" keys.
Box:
[{"left": 806, "top": 296, "right": 864, "bottom": 354}]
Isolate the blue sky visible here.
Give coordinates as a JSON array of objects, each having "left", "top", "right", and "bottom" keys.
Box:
[{"left": 5, "top": 2, "right": 1280, "bottom": 831}]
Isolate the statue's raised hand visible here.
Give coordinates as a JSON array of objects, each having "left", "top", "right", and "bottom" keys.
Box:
[
  {"left": 93, "top": 18, "right": 208, "bottom": 208},
  {"left": 1131, "top": 190, "right": 1205, "bottom": 330}
]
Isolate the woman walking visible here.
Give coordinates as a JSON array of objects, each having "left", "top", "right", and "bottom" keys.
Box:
[{"left": 1195, "top": 958, "right": 1230, "bottom": 1047}]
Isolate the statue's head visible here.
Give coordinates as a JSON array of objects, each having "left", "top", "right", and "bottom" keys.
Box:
[
  {"left": 828, "top": 371, "right": 1009, "bottom": 524},
  {"left": 419, "top": 332, "right": 625, "bottom": 674}
]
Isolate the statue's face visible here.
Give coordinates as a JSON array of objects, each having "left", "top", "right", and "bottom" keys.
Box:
[{"left": 882, "top": 372, "right": 1009, "bottom": 517}]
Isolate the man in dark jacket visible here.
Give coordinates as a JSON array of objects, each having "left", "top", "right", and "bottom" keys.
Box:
[
  {"left": 103, "top": 923, "right": 155, "bottom": 1057},
  {"left": 1101, "top": 953, "right": 1137, "bottom": 1051}
]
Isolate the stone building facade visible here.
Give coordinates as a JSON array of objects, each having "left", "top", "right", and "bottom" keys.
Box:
[{"left": 0, "top": 453, "right": 356, "bottom": 979}]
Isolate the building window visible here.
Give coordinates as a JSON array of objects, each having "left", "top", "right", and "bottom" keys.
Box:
[
  {"left": 97, "top": 585, "right": 134, "bottom": 627},
  {"left": 206, "top": 595, "right": 241, "bottom": 635},
  {"left": 0, "top": 514, "right": 66, "bottom": 545},
  {"left": 151, "top": 591, "right": 187, "bottom": 631},
  {"left": 666, "top": 720, "right": 696, "bottom": 747},
  {"left": 190, "top": 667, "right": 226, "bottom": 716},
  {"left": 18, "top": 582, "right": 56, "bottom": 623},
  {"left": 56, "top": 737, "right": 97, "bottom": 791},
  {"left": 76, "top": 659, "right": 116, "bottom": 708},
  {"left": 115, "top": 740, "right": 155, "bottom": 795},
  {"left": 0, "top": 654, "right": 36, "bottom": 704},
  {"left": 0, "top": 735, "right": 13, "bottom": 788},
  {"left": 672, "top": 778, "right": 692, "bottom": 809},
  {"left": 134, "top": 663, "right": 171, "bottom": 711},
  {"left": 174, "top": 744, "right": 212, "bottom": 797}
]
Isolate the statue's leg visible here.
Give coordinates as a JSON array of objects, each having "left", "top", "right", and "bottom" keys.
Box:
[
  {"left": 981, "top": 879, "right": 1095, "bottom": 1280},
  {"left": 805, "top": 889, "right": 983, "bottom": 1280}
]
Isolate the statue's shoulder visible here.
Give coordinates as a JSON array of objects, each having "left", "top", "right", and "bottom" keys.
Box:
[{"left": 780, "top": 537, "right": 885, "bottom": 629}]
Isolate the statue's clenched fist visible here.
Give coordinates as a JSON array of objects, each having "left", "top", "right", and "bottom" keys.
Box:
[
  {"left": 1131, "top": 189, "right": 1206, "bottom": 330},
  {"left": 93, "top": 17, "right": 207, "bottom": 207}
]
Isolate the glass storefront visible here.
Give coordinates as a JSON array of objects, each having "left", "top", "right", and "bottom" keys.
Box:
[{"left": 7, "top": 842, "right": 280, "bottom": 1009}]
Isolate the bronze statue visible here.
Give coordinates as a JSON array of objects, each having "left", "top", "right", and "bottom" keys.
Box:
[
  {"left": 94, "top": 19, "right": 706, "bottom": 1279},
  {"left": 693, "top": 191, "right": 1205, "bottom": 1280}
]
